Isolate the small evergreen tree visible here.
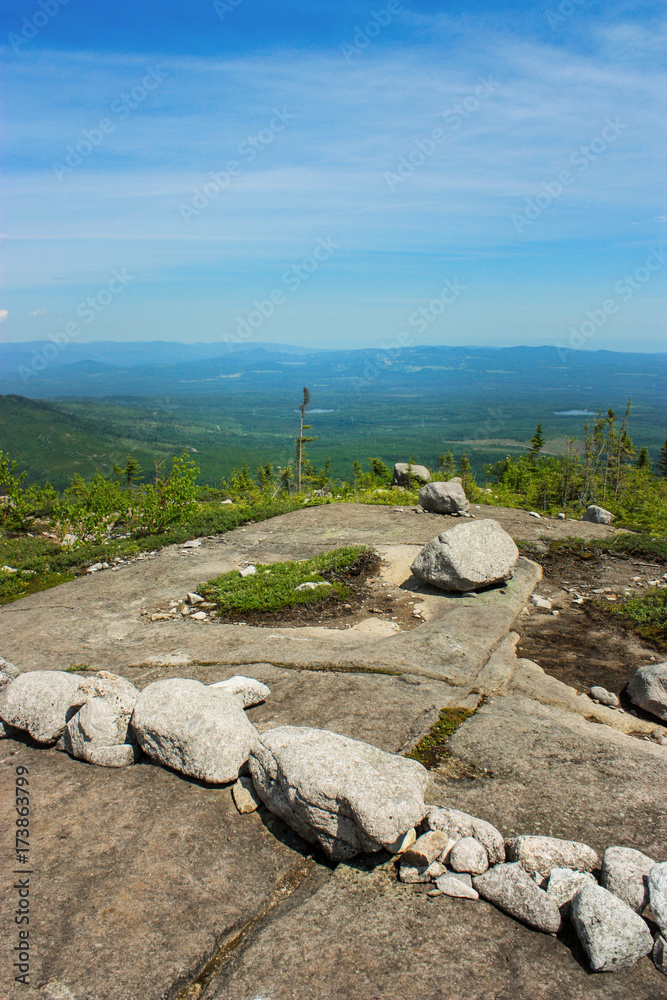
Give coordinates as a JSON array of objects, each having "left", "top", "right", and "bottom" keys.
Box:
[
  {"left": 257, "top": 461, "right": 273, "bottom": 493},
  {"left": 125, "top": 455, "right": 142, "bottom": 487},
  {"left": 529, "top": 422, "right": 545, "bottom": 460},
  {"left": 459, "top": 453, "right": 472, "bottom": 491},
  {"left": 440, "top": 450, "right": 455, "bottom": 478},
  {"left": 279, "top": 463, "right": 293, "bottom": 494},
  {"left": 369, "top": 457, "right": 391, "bottom": 484},
  {"left": 296, "top": 387, "right": 317, "bottom": 493},
  {"left": 636, "top": 446, "right": 650, "bottom": 470}
]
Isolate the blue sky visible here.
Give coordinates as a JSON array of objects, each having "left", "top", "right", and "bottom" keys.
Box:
[{"left": 1, "top": 0, "right": 665, "bottom": 351}]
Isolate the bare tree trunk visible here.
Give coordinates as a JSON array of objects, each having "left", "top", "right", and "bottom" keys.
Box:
[{"left": 296, "top": 412, "right": 303, "bottom": 493}]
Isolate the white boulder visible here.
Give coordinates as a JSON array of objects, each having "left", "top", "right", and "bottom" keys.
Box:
[
  {"left": 546, "top": 867, "right": 597, "bottom": 915},
  {"left": 249, "top": 726, "right": 429, "bottom": 860},
  {"left": 648, "top": 862, "right": 667, "bottom": 938},
  {"left": 434, "top": 874, "right": 479, "bottom": 899},
  {"left": 424, "top": 806, "right": 505, "bottom": 865},
  {"left": 131, "top": 678, "right": 257, "bottom": 783},
  {"left": 590, "top": 685, "right": 619, "bottom": 707},
  {"left": 472, "top": 863, "right": 562, "bottom": 933},
  {"left": 392, "top": 463, "right": 431, "bottom": 488},
  {"left": 627, "top": 662, "right": 667, "bottom": 722},
  {"left": 582, "top": 504, "right": 615, "bottom": 525},
  {"left": 448, "top": 836, "right": 489, "bottom": 875},
  {"left": 0, "top": 657, "right": 19, "bottom": 691},
  {"left": 505, "top": 834, "right": 598, "bottom": 877},
  {"left": 571, "top": 884, "right": 653, "bottom": 972},
  {"left": 0, "top": 670, "right": 87, "bottom": 743},
  {"left": 418, "top": 481, "right": 469, "bottom": 515},
  {"left": 209, "top": 675, "right": 270, "bottom": 708},
  {"left": 63, "top": 671, "right": 140, "bottom": 768},
  {"left": 600, "top": 846, "right": 655, "bottom": 913},
  {"left": 410, "top": 519, "right": 519, "bottom": 592}
]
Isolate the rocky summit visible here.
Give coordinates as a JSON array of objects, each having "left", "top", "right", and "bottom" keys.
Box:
[{"left": 0, "top": 502, "right": 665, "bottom": 1000}]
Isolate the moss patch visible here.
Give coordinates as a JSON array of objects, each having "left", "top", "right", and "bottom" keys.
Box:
[{"left": 404, "top": 707, "right": 474, "bottom": 769}]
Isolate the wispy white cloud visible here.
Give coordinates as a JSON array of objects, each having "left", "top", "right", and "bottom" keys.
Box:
[{"left": 1, "top": 7, "right": 665, "bottom": 348}]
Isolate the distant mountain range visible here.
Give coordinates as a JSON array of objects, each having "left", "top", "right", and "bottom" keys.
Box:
[
  {"left": 0, "top": 339, "right": 319, "bottom": 374},
  {"left": 1, "top": 341, "right": 666, "bottom": 403},
  {"left": 1, "top": 342, "right": 665, "bottom": 487}
]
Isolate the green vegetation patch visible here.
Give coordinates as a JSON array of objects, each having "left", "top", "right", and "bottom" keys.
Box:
[
  {"left": 404, "top": 707, "right": 474, "bottom": 769},
  {"left": 607, "top": 588, "right": 667, "bottom": 649},
  {"left": 0, "top": 495, "right": 304, "bottom": 606},
  {"left": 605, "top": 532, "right": 667, "bottom": 563},
  {"left": 200, "top": 545, "right": 377, "bottom": 617},
  {"left": 519, "top": 533, "right": 667, "bottom": 565}
]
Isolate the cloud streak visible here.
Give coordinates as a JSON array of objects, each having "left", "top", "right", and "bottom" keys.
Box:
[{"left": 1, "top": 3, "right": 665, "bottom": 349}]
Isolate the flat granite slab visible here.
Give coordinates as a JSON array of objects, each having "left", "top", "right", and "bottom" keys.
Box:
[
  {"left": 121, "top": 662, "right": 476, "bottom": 753},
  {"left": 0, "top": 736, "right": 313, "bottom": 1000},
  {"left": 0, "top": 504, "right": 544, "bottom": 689},
  {"left": 202, "top": 857, "right": 666, "bottom": 1000},
  {"left": 2, "top": 503, "right": 656, "bottom": 1000},
  {"left": 199, "top": 694, "right": 667, "bottom": 1000}
]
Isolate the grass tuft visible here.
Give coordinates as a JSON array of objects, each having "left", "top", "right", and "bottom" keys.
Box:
[{"left": 199, "top": 545, "right": 377, "bottom": 617}]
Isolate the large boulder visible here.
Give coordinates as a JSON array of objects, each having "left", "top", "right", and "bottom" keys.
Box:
[
  {"left": 249, "top": 726, "right": 429, "bottom": 861},
  {"left": 418, "top": 480, "right": 469, "bottom": 515},
  {"left": 570, "top": 884, "right": 653, "bottom": 972},
  {"left": 391, "top": 463, "right": 431, "bottom": 488},
  {"left": 627, "top": 661, "right": 667, "bottom": 722},
  {"left": 600, "top": 846, "right": 655, "bottom": 913},
  {"left": 410, "top": 519, "right": 519, "bottom": 592},
  {"left": 0, "top": 670, "right": 87, "bottom": 743},
  {"left": 63, "top": 671, "right": 140, "bottom": 768},
  {"left": 505, "top": 834, "right": 598, "bottom": 877},
  {"left": 131, "top": 678, "right": 258, "bottom": 783},
  {"left": 472, "top": 862, "right": 562, "bottom": 933},
  {"left": 582, "top": 504, "right": 615, "bottom": 525}
]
